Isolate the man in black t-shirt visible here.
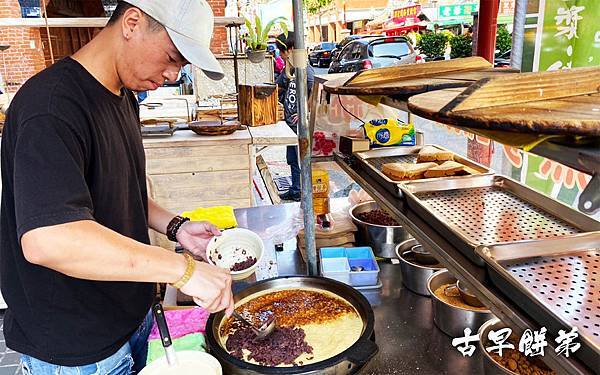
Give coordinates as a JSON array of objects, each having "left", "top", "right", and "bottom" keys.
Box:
[
  {"left": 0, "top": 1, "right": 234, "bottom": 373},
  {"left": 276, "top": 32, "right": 315, "bottom": 202}
]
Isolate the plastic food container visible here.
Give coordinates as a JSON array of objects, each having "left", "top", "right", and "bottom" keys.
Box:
[
  {"left": 207, "top": 228, "right": 264, "bottom": 280},
  {"left": 139, "top": 351, "right": 222, "bottom": 375},
  {"left": 321, "top": 257, "right": 351, "bottom": 285},
  {"left": 319, "top": 247, "right": 380, "bottom": 287}
]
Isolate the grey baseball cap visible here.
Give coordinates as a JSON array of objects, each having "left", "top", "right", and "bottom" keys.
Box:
[{"left": 124, "top": 0, "right": 225, "bottom": 80}]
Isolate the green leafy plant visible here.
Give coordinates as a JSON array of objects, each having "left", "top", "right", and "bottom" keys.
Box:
[
  {"left": 495, "top": 25, "right": 511, "bottom": 54},
  {"left": 450, "top": 34, "right": 473, "bottom": 59},
  {"left": 304, "top": 0, "right": 334, "bottom": 15},
  {"left": 244, "top": 15, "right": 288, "bottom": 51},
  {"left": 417, "top": 32, "right": 449, "bottom": 59}
]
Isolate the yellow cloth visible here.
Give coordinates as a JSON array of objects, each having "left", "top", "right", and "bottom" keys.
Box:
[{"left": 181, "top": 206, "right": 237, "bottom": 229}]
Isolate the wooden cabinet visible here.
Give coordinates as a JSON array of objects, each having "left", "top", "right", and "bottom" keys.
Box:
[{"left": 143, "top": 130, "right": 253, "bottom": 249}]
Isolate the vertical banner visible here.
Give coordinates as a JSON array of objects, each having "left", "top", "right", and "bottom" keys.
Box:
[{"left": 536, "top": 0, "right": 600, "bottom": 71}]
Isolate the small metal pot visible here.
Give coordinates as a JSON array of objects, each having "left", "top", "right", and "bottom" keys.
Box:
[
  {"left": 478, "top": 319, "right": 555, "bottom": 375},
  {"left": 350, "top": 201, "right": 412, "bottom": 258},
  {"left": 427, "top": 270, "right": 494, "bottom": 338},
  {"left": 478, "top": 319, "right": 514, "bottom": 375},
  {"left": 396, "top": 239, "right": 444, "bottom": 296},
  {"left": 410, "top": 243, "right": 439, "bottom": 265}
]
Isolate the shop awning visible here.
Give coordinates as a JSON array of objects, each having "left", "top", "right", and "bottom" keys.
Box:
[{"left": 383, "top": 22, "right": 427, "bottom": 36}]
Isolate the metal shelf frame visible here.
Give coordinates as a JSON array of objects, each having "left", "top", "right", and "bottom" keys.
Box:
[
  {"left": 381, "top": 96, "right": 600, "bottom": 215},
  {"left": 335, "top": 153, "right": 597, "bottom": 375}
]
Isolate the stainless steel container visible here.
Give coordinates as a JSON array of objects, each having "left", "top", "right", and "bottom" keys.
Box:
[
  {"left": 478, "top": 319, "right": 514, "bottom": 375},
  {"left": 427, "top": 270, "right": 494, "bottom": 338},
  {"left": 396, "top": 239, "right": 444, "bottom": 296},
  {"left": 478, "top": 319, "right": 555, "bottom": 375},
  {"left": 350, "top": 201, "right": 412, "bottom": 258}
]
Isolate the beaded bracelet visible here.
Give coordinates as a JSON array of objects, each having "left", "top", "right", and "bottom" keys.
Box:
[{"left": 166, "top": 215, "right": 190, "bottom": 242}]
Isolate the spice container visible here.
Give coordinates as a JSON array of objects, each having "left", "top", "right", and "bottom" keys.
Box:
[{"left": 427, "top": 270, "right": 494, "bottom": 337}]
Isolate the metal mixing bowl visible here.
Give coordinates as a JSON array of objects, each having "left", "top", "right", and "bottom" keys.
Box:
[
  {"left": 427, "top": 270, "right": 494, "bottom": 338},
  {"left": 350, "top": 201, "right": 412, "bottom": 258},
  {"left": 396, "top": 239, "right": 445, "bottom": 296}
]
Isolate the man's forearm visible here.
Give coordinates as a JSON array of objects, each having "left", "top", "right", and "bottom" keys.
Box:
[
  {"left": 147, "top": 196, "right": 176, "bottom": 235},
  {"left": 21, "top": 220, "right": 186, "bottom": 283}
]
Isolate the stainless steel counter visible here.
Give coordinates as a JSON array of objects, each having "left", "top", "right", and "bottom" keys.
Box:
[
  {"left": 331, "top": 153, "right": 596, "bottom": 375},
  {"left": 233, "top": 203, "right": 485, "bottom": 374}
]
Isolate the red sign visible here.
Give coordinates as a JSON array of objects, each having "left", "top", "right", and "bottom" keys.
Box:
[{"left": 392, "top": 5, "right": 421, "bottom": 24}]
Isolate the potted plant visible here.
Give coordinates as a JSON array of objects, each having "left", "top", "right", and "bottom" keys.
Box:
[{"left": 244, "top": 15, "right": 288, "bottom": 63}]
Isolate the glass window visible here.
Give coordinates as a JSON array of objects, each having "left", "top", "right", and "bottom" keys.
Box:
[
  {"left": 370, "top": 42, "right": 412, "bottom": 57},
  {"left": 322, "top": 42, "right": 336, "bottom": 50},
  {"left": 351, "top": 44, "right": 364, "bottom": 59},
  {"left": 339, "top": 44, "right": 355, "bottom": 60}
]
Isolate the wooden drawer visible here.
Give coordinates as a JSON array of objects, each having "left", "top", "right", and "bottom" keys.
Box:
[
  {"left": 149, "top": 170, "right": 250, "bottom": 202},
  {"left": 146, "top": 154, "right": 250, "bottom": 175}
]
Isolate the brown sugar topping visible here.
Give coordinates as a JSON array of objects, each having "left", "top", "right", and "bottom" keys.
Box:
[{"left": 220, "top": 289, "right": 357, "bottom": 336}]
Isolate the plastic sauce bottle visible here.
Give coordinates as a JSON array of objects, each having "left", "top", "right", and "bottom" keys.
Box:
[{"left": 312, "top": 169, "right": 330, "bottom": 216}]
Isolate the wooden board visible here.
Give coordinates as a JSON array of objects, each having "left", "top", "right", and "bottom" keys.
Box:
[
  {"left": 146, "top": 154, "right": 250, "bottom": 174},
  {"left": 143, "top": 129, "right": 252, "bottom": 148},
  {"left": 408, "top": 87, "right": 600, "bottom": 136},
  {"left": 445, "top": 66, "right": 600, "bottom": 112},
  {"left": 323, "top": 57, "right": 502, "bottom": 95},
  {"left": 248, "top": 121, "right": 298, "bottom": 146},
  {"left": 298, "top": 232, "right": 356, "bottom": 248},
  {"left": 324, "top": 68, "right": 517, "bottom": 96}
]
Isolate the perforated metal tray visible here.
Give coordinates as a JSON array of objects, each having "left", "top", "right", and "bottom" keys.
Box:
[
  {"left": 354, "top": 145, "right": 492, "bottom": 197},
  {"left": 400, "top": 174, "right": 600, "bottom": 265},
  {"left": 475, "top": 234, "right": 600, "bottom": 367}
]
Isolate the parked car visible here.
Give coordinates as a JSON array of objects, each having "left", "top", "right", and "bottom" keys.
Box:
[
  {"left": 330, "top": 35, "right": 381, "bottom": 62},
  {"left": 328, "top": 36, "right": 417, "bottom": 73},
  {"left": 494, "top": 49, "right": 511, "bottom": 68},
  {"left": 308, "top": 42, "right": 337, "bottom": 67}
]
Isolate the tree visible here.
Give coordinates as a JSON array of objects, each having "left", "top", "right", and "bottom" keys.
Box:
[
  {"left": 450, "top": 34, "right": 473, "bottom": 59},
  {"left": 304, "top": 0, "right": 335, "bottom": 15},
  {"left": 496, "top": 25, "right": 511, "bottom": 54},
  {"left": 418, "top": 32, "right": 449, "bottom": 60}
]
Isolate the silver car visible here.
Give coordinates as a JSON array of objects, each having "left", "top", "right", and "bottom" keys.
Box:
[{"left": 328, "top": 36, "right": 418, "bottom": 73}]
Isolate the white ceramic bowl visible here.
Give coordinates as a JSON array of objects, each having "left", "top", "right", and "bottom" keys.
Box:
[
  {"left": 139, "top": 351, "right": 222, "bottom": 375},
  {"left": 207, "top": 228, "right": 264, "bottom": 280}
]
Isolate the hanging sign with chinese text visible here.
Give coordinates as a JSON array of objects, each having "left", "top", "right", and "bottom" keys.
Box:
[
  {"left": 391, "top": 5, "right": 421, "bottom": 25},
  {"left": 536, "top": 0, "right": 600, "bottom": 71}
]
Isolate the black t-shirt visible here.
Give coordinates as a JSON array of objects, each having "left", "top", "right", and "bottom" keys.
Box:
[
  {"left": 0, "top": 57, "right": 154, "bottom": 366},
  {"left": 276, "top": 65, "right": 315, "bottom": 131}
]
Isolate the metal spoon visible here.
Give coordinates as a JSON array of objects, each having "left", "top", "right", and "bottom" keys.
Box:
[{"left": 232, "top": 310, "right": 276, "bottom": 339}]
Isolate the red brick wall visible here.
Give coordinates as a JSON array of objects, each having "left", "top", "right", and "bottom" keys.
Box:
[
  {"left": 0, "top": 0, "right": 46, "bottom": 93},
  {"left": 208, "top": 0, "right": 228, "bottom": 55}
]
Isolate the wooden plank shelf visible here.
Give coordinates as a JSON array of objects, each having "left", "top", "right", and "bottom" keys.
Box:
[{"left": 323, "top": 56, "right": 517, "bottom": 96}]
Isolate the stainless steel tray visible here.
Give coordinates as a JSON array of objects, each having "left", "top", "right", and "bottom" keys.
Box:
[
  {"left": 400, "top": 174, "right": 600, "bottom": 265},
  {"left": 354, "top": 145, "right": 493, "bottom": 197},
  {"left": 475, "top": 234, "right": 600, "bottom": 367}
]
